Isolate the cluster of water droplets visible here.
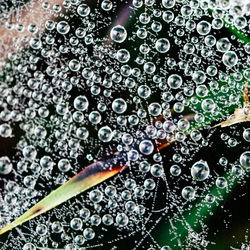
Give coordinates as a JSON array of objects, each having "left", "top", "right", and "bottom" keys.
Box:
[{"left": 0, "top": 0, "right": 249, "bottom": 249}]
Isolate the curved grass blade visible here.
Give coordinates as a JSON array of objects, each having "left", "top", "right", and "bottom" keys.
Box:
[{"left": 0, "top": 154, "right": 126, "bottom": 235}]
